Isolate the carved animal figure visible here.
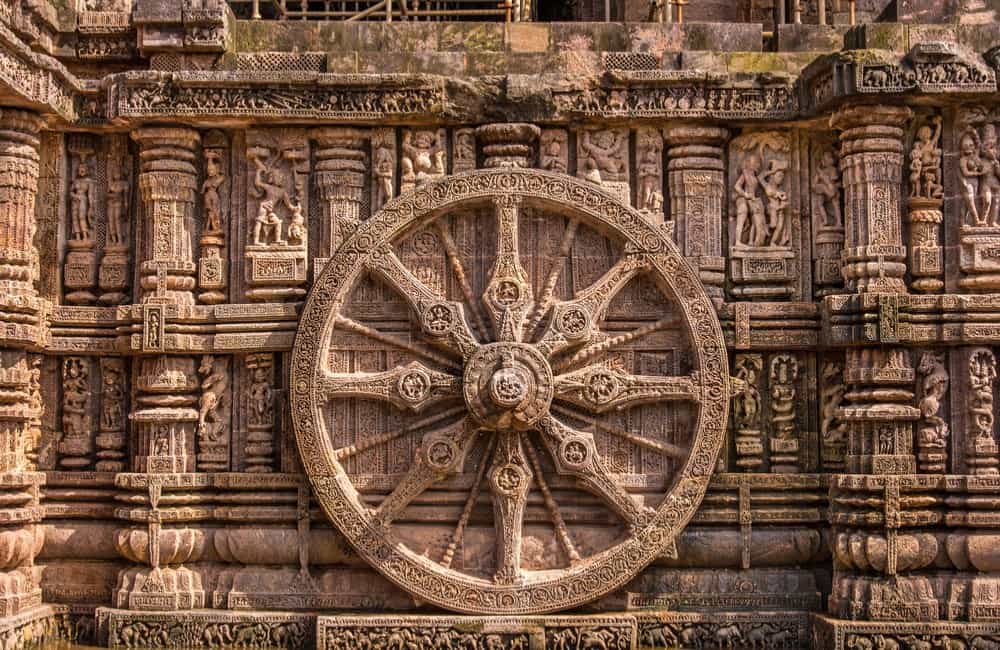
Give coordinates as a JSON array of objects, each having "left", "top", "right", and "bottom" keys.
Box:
[
  {"left": 745, "top": 623, "right": 779, "bottom": 649},
  {"left": 714, "top": 624, "right": 743, "bottom": 648},
  {"left": 640, "top": 625, "right": 675, "bottom": 648}
]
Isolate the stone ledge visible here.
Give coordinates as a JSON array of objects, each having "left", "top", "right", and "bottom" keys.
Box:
[{"left": 813, "top": 614, "right": 1000, "bottom": 649}]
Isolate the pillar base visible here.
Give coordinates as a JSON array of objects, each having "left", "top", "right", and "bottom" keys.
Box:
[{"left": 113, "top": 567, "right": 205, "bottom": 611}]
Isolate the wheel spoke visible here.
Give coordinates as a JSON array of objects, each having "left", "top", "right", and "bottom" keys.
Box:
[
  {"left": 372, "top": 417, "right": 480, "bottom": 527},
  {"left": 334, "top": 405, "right": 466, "bottom": 461},
  {"left": 554, "top": 365, "right": 698, "bottom": 413},
  {"left": 334, "top": 315, "right": 461, "bottom": 372},
  {"left": 366, "top": 246, "right": 480, "bottom": 360},
  {"left": 552, "top": 403, "right": 689, "bottom": 460},
  {"left": 535, "top": 254, "right": 650, "bottom": 358},
  {"left": 525, "top": 218, "right": 579, "bottom": 336},
  {"left": 442, "top": 436, "right": 496, "bottom": 570},
  {"left": 436, "top": 221, "right": 492, "bottom": 341},
  {"left": 524, "top": 439, "right": 580, "bottom": 564},
  {"left": 553, "top": 317, "right": 671, "bottom": 373},
  {"left": 318, "top": 361, "right": 461, "bottom": 413},
  {"left": 535, "top": 415, "right": 654, "bottom": 529},
  {"left": 488, "top": 431, "right": 533, "bottom": 585},
  {"left": 483, "top": 196, "right": 533, "bottom": 342}
]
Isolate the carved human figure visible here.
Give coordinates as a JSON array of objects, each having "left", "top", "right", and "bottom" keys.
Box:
[
  {"left": 812, "top": 149, "right": 842, "bottom": 228},
  {"left": 980, "top": 124, "right": 1000, "bottom": 226},
  {"left": 373, "top": 144, "right": 394, "bottom": 209},
  {"left": 579, "top": 130, "right": 627, "bottom": 184},
  {"left": 969, "top": 349, "right": 997, "bottom": 442},
  {"left": 202, "top": 151, "right": 225, "bottom": 234},
  {"left": 69, "top": 160, "right": 96, "bottom": 241},
  {"left": 732, "top": 356, "right": 762, "bottom": 430},
  {"left": 821, "top": 361, "right": 846, "bottom": 445},
  {"left": 401, "top": 130, "right": 445, "bottom": 190},
  {"left": 637, "top": 146, "right": 661, "bottom": 212},
  {"left": 100, "top": 361, "right": 125, "bottom": 431},
  {"left": 917, "top": 351, "right": 949, "bottom": 448},
  {"left": 287, "top": 199, "right": 305, "bottom": 247},
  {"left": 197, "top": 355, "right": 228, "bottom": 442},
  {"left": 761, "top": 160, "right": 789, "bottom": 247},
  {"left": 455, "top": 130, "right": 476, "bottom": 167},
  {"left": 909, "top": 115, "right": 943, "bottom": 200},
  {"left": 105, "top": 162, "right": 130, "bottom": 246},
  {"left": 249, "top": 153, "right": 290, "bottom": 246},
  {"left": 540, "top": 131, "right": 567, "bottom": 174},
  {"left": 959, "top": 130, "right": 987, "bottom": 225},
  {"left": 733, "top": 153, "right": 767, "bottom": 247},
  {"left": 248, "top": 364, "right": 274, "bottom": 427}
]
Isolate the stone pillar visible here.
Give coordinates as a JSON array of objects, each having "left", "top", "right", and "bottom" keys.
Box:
[
  {"left": 132, "top": 127, "right": 200, "bottom": 306},
  {"left": 664, "top": 126, "right": 727, "bottom": 302},
  {"left": 0, "top": 110, "right": 42, "bottom": 331},
  {"left": 312, "top": 127, "right": 367, "bottom": 275},
  {"left": 0, "top": 108, "right": 44, "bottom": 618},
  {"left": 830, "top": 105, "right": 912, "bottom": 294},
  {"left": 829, "top": 105, "right": 933, "bottom": 624},
  {"left": 129, "top": 127, "right": 201, "bottom": 476}
]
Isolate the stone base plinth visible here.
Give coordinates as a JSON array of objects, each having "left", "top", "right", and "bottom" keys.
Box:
[
  {"left": 813, "top": 614, "right": 1000, "bottom": 649},
  {"left": 102, "top": 608, "right": 315, "bottom": 649}
]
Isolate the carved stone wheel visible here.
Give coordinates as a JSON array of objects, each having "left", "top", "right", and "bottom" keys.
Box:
[{"left": 291, "top": 168, "right": 729, "bottom": 614}]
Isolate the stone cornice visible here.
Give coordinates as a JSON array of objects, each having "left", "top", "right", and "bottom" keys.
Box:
[{"left": 0, "top": 22, "right": 90, "bottom": 122}]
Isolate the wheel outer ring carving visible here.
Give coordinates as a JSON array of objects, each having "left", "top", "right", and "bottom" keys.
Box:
[{"left": 290, "top": 167, "right": 729, "bottom": 615}]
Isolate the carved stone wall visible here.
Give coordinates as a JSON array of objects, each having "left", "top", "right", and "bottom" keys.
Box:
[{"left": 7, "top": 3, "right": 1000, "bottom": 648}]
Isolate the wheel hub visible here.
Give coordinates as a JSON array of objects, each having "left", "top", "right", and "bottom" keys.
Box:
[{"left": 464, "top": 343, "right": 553, "bottom": 430}]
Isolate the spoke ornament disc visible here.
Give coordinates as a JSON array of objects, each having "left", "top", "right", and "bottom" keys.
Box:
[{"left": 291, "top": 168, "right": 729, "bottom": 615}]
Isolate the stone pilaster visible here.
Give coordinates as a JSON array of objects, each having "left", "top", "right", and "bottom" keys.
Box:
[
  {"left": 664, "top": 126, "right": 727, "bottom": 302},
  {"left": 828, "top": 105, "right": 931, "bottom": 624},
  {"left": 131, "top": 127, "right": 200, "bottom": 306},
  {"left": 0, "top": 109, "right": 43, "bottom": 350},
  {"left": 312, "top": 127, "right": 367, "bottom": 276},
  {"left": 0, "top": 109, "right": 44, "bottom": 618},
  {"left": 830, "top": 105, "right": 912, "bottom": 295},
  {"left": 128, "top": 127, "right": 201, "bottom": 476}
]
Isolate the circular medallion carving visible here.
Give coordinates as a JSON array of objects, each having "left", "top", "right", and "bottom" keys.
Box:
[{"left": 292, "top": 168, "right": 728, "bottom": 615}]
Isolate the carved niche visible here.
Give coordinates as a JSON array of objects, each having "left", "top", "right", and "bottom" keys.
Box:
[
  {"left": 728, "top": 131, "right": 796, "bottom": 299},
  {"left": 244, "top": 129, "right": 310, "bottom": 302},
  {"left": 290, "top": 168, "right": 729, "bottom": 614},
  {"left": 957, "top": 106, "right": 1000, "bottom": 292}
]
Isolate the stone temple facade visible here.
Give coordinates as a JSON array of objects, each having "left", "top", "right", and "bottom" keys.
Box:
[{"left": 7, "top": 0, "right": 1000, "bottom": 648}]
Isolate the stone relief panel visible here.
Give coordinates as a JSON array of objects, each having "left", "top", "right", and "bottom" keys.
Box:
[
  {"left": 244, "top": 129, "right": 310, "bottom": 303},
  {"left": 728, "top": 131, "right": 796, "bottom": 300}
]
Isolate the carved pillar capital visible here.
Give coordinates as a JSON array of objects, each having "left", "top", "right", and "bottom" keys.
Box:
[
  {"left": 830, "top": 104, "right": 913, "bottom": 295},
  {"left": 476, "top": 123, "right": 539, "bottom": 169},
  {"left": 664, "top": 125, "right": 728, "bottom": 301}
]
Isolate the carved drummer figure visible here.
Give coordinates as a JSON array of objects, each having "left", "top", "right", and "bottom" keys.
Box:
[{"left": 249, "top": 150, "right": 291, "bottom": 246}]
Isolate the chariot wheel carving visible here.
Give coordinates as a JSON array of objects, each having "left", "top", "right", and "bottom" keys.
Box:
[{"left": 291, "top": 168, "right": 728, "bottom": 614}]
